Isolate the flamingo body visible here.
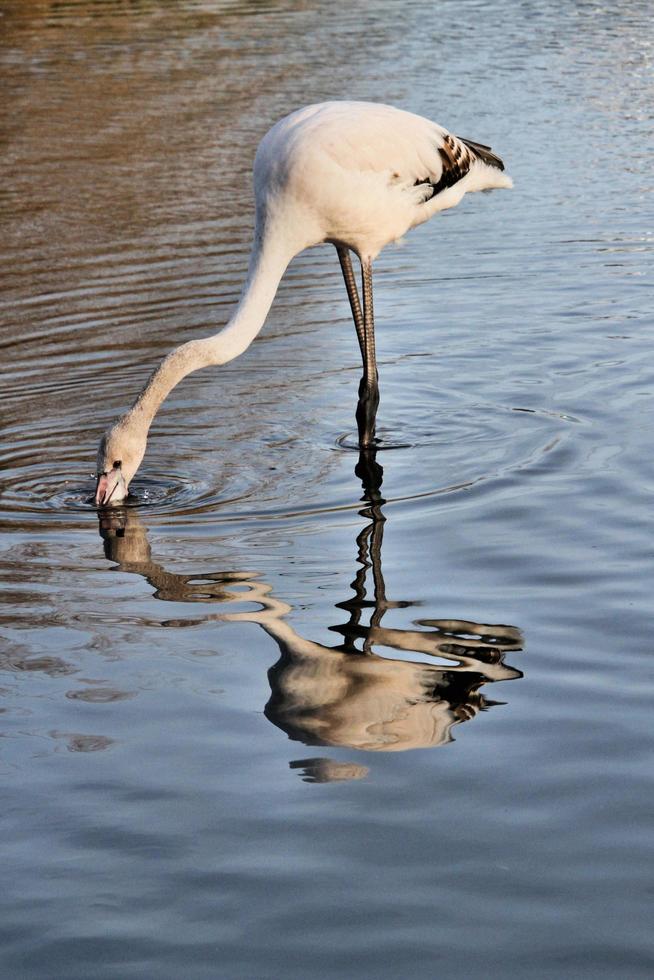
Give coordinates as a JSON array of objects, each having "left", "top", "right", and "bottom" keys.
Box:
[{"left": 254, "top": 101, "right": 512, "bottom": 260}]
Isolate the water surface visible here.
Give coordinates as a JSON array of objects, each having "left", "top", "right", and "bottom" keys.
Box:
[{"left": 1, "top": 1, "right": 653, "bottom": 977}]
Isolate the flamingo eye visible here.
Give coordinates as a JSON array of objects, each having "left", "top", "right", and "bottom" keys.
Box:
[{"left": 113, "top": 460, "right": 122, "bottom": 469}]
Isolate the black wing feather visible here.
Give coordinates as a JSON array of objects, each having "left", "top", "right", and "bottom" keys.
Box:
[
  {"left": 414, "top": 133, "right": 505, "bottom": 202},
  {"left": 457, "top": 137, "right": 505, "bottom": 171}
]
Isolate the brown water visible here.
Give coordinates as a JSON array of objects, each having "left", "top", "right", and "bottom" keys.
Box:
[{"left": 1, "top": 1, "right": 653, "bottom": 977}]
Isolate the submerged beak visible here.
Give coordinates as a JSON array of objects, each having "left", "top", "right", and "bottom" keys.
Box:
[{"left": 95, "top": 466, "right": 128, "bottom": 507}]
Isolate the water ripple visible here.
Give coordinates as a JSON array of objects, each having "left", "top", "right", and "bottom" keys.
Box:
[{"left": 0, "top": 400, "right": 579, "bottom": 528}]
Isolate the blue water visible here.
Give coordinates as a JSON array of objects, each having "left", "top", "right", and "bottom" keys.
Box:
[{"left": 1, "top": 1, "right": 653, "bottom": 976}]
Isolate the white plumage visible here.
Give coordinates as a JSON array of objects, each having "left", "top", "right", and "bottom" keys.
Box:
[{"left": 95, "top": 101, "right": 512, "bottom": 506}]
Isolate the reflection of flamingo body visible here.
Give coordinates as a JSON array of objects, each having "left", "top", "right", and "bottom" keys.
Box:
[
  {"left": 262, "top": 617, "right": 522, "bottom": 752},
  {"left": 96, "top": 101, "right": 512, "bottom": 504}
]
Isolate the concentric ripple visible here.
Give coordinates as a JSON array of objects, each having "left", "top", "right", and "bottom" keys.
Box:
[
  {"left": 331, "top": 401, "right": 583, "bottom": 505},
  {"left": 0, "top": 463, "right": 220, "bottom": 525}
]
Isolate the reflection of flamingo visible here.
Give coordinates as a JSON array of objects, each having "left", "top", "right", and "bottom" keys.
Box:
[
  {"left": 96, "top": 101, "right": 512, "bottom": 504},
  {"left": 99, "top": 454, "right": 523, "bottom": 773}
]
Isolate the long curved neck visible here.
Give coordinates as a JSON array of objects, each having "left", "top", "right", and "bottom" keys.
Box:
[{"left": 126, "top": 225, "right": 296, "bottom": 429}]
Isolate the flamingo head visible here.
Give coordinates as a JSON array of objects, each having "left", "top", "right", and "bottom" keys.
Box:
[{"left": 95, "top": 419, "right": 147, "bottom": 507}]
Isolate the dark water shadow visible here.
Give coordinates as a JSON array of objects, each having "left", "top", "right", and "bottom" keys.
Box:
[{"left": 98, "top": 453, "right": 524, "bottom": 780}]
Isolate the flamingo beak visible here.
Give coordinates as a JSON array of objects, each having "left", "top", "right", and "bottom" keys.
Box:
[{"left": 95, "top": 466, "right": 128, "bottom": 507}]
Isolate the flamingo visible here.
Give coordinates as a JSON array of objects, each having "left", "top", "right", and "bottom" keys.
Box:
[{"left": 95, "top": 101, "right": 512, "bottom": 506}]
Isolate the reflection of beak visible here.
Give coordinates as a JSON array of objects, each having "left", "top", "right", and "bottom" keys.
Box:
[{"left": 95, "top": 467, "right": 128, "bottom": 507}]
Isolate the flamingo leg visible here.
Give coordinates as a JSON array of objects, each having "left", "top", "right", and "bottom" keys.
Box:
[
  {"left": 336, "top": 245, "right": 365, "bottom": 359},
  {"left": 335, "top": 246, "right": 379, "bottom": 448},
  {"left": 356, "top": 259, "right": 379, "bottom": 448}
]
